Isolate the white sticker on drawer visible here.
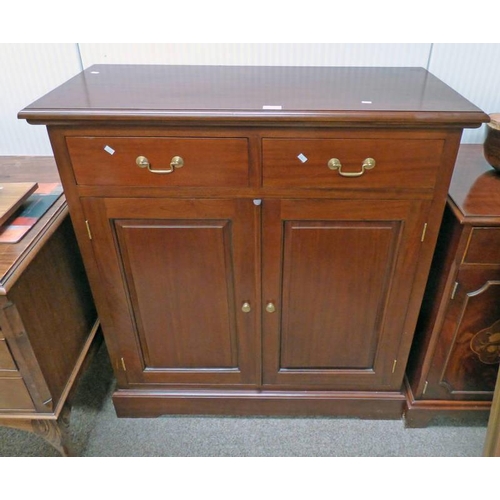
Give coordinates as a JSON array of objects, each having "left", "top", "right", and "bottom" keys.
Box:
[
  {"left": 297, "top": 153, "right": 308, "bottom": 163},
  {"left": 104, "top": 145, "right": 115, "bottom": 155},
  {"left": 262, "top": 105, "right": 282, "bottom": 110}
]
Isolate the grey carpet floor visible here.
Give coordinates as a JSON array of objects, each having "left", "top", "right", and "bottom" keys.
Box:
[{"left": 0, "top": 344, "right": 488, "bottom": 457}]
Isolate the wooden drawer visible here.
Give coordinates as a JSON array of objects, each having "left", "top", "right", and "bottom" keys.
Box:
[
  {"left": 464, "top": 227, "right": 500, "bottom": 264},
  {"left": 0, "top": 339, "right": 17, "bottom": 371},
  {"left": 66, "top": 136, "right": 249, "bottom": 187},
  {"left": 262, "top": 137, "right": 444, "bottom": 190},
  {"left": 0, "top": 377, "right": 34, "bottom": 410}
]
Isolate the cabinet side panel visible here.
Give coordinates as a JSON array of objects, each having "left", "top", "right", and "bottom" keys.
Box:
[
  {"left": 8, "top": 217, "right": 97, "bottom": 407},
  {"left": 406, "top": 204, "right": 462, "bottom": 393}
]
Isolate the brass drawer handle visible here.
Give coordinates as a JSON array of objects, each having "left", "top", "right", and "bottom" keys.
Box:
[
  {"left": 327, "top": 157, "right": 376, "bottom": 177},
  {"left": 136, "top": 155, "right": 184, "bottom": 174}
]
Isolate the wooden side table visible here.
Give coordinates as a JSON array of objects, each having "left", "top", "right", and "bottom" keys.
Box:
[
  {"left": 0, "top": 156, "right": 99, "bottom": 455},
  {"left": 405, "top": 144, "right": 500, "bottom": 427}
]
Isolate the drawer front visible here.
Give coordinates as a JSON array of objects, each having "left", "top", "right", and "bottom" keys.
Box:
[
  {"left": 262, "top": 138, "right": 444, "bottom": 190},
  {"left": 0, "top": 339, "right": 17, "bottom": 371},
  {"left": 67, "top": 136, "right": 250, "bottom": 187},
  {"left": 464, "top": 227, "right": 500, "bottom": 264},
  {"left": 0, "top": 377, "right": 34, "bottom": 410}
]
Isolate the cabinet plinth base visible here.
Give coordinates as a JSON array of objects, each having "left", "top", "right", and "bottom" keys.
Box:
[
  {"left": 112, "top": 389, "right": 406, "bottom": 419},
  {"left": 403, "top": 380, "right": 491, "bottom": 428}
]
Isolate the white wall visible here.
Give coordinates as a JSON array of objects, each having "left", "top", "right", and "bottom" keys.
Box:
[
  {"left": 0, "top": 44, "right": 82, "bottom": 155},
  {"left": 2, "top": 43, "right": 499, "bottom": 155}
]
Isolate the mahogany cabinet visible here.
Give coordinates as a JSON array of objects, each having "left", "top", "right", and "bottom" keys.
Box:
[
  {"left": 405, "top": 145, "right": 500, "bottom": 427},
  {"left": 0, "top": 157, "right": 99, "bottom": 455},
  {"left": 19, "top": 65, "right": 488, "bottom": 418}
]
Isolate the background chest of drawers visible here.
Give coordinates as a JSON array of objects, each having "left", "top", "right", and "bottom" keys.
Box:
[
  {"left": 405, "top": 145, "right": 500, "bottom": 427},
  {"left": 19, "top": 65, "right": 488, "bottom": 419},
  {"left": 0, "top": 157, "right": 98, "bottom": 455}
]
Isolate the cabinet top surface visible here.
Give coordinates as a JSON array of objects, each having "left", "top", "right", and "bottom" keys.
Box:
[
  {"left": 0, "top": 157, "right": 63, "bottom": 292},
  {"left": 449, "top": 144, "right": 500, "bottom": 221},
  {"left": 19, "top": 65, "right": 488, "bottom": 127}
]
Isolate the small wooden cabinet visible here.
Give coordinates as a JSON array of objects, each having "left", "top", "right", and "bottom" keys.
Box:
[
  {"left": 0, "top": 157, "right": 98, "bottom": 454},
  {"left": 19, "top": 65, "right": 488, "bottom": 419},
  {"left": 405, "top": 145, "right": 500, "bottom": 427}
]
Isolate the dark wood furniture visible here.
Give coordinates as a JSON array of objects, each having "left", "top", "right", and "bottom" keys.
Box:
[
  {"left": 405, "top": 144, "right": 500, "bottom": 427},
  {"left": 19, "top": 65, "right": 488, "bottom": 419},
  {"left": 0, "top": 156, "right": 98, "bottom": 455}
]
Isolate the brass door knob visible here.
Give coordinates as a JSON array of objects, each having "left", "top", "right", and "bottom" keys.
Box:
[
  {"left": 241, "top": 302, "right": 251, "bottom": 313},
  {"left": 265, "top": 302, "right": 276, "bottom": 313}
]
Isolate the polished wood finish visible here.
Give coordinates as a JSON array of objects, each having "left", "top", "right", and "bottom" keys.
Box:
[
  {"left": 0, "top": 156, "right": 99, "bottom": 455},
  {"left": 405, "top": 144, "right": 500, "bottom": 427},
  {"left": 465, "top": 228, "right": 500, "bottom": 263},
  {"left": 0, "top": 157, "right": 66, "bottom": 286},
  {"left": 262, "top": 134, "right": 444, "bottom": 190},
  {"left": 261, "top": 198, "right": 427, "bottom": 390},
  {"left": 113, "top": 389, "right": 406, "bottom": 418},
  {"left": 19, "top": 65, "right": 488, "bottom": 418},
  {"left": 67, "top": 136, "right": 249, "bottom": 187},
  {"left": 19, "top": 65, "right": 486, "bottom": 127},
  {"left": 445, "top": 145, "right": 500, "bottom": 219},
  {"left": 82, "top": 197, "right": 259, "bottom": 387}
]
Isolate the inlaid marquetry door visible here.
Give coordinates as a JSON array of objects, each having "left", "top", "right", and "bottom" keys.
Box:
[
  {"left": 424, "top": 268, "right": 500, "bottom": 399},
  {"left": 82, "top": 197, "right": 259, "bottom": 388},
  {"left": 261, "top": 198, "right": 428, "bottom": 391}
]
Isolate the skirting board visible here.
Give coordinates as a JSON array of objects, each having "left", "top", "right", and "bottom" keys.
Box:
[
  {"left": 112, "top": 389, "right": 406, "bottom": 419},
  {"left": 403, "top": 378, "right": 491, "bottom": 428}
]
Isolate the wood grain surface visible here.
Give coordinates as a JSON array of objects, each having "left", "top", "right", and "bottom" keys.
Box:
[
  {"left": 0, "top": 182, "right": 38, "bottom": 226},
  {"left": 19, "top": 65, "right": 489, "bottom": 127}
]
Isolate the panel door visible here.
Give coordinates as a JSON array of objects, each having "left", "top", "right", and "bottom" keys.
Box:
[
  {"left": 262, "top": 198, "right": 427, "bottom": 391},
  {"left": 82, "top": 197, "right": 259, "bottom": 388},
  {"left": 425, "top": 268, "right": 500, "bottom": 400}
]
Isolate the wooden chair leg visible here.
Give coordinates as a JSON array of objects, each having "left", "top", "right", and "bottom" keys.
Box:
[
  {"left": 31, "top": 405, "right": 74, "bottom": 456},
  {"left": 1, "top": 404, "right": 75, "bottom": 456}
]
